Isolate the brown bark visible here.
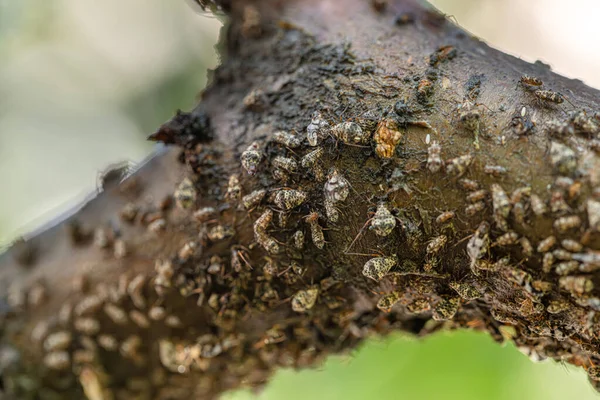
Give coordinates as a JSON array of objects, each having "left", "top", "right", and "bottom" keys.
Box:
[{"left": 4, "top": 0, "right": 600, "bottom": 398}]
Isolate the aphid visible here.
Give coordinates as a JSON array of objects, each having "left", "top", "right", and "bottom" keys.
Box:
[
  {"left": 446, "top": 154, "right": 473, "bottom": 177},
  {"left": 436, "top": 211, "right": 455, "bottom": 224},
  {"left": 549, "top": 191, "right": 570, "bottom": 214},
  {"left": 305, "top": 211, "right": 325, "bottom": 249},
  {"left": 490, "top": 309, "right": 518, "bottom": 325},
  {"left": 293, "top": 230, "right": 305, "bottom": 250},
  {"left": 254, "top": 209, "right": 280, "bottom": 254},
  {"left": 449, "top": 281, "right": 482, "bottom": 301},
  {"left": 165, "top": 315, "right": 183, "bottom": 328},
  {"left": 44, "top": 331, "right": 72, "bottom": 352},
  {"left": 467, "top": 222, "right": 490, "bottom": 272},
  {"left": 535, "top": 89, "right": 565, "bottom": 104},
  {"left": 466, "top": 190, "right": 488, "bottom": 203},
  {"left": 225, "top": 174, "right": 241, "bottom": 200},
  {"left": 241, "top": 141, "right": 263, "bottom": 175},
  {"left": 154, "top": 259, "right": 174, "bottom": 290},
  {"left": 542, "top": 252, "right": 555, "bottom": 273},
  {"left": 273, "top": 189, "right": 307, "bottom": 210},
  {"left": 98, "top": 334, "right": 119, "bottom": 351},
  {"left": 331, "top": 121, "right": 370, "bottom": 145},
  {"left": 459, "top": 100, "right": 482, "bottom": 148},
  {"left": 129, "top": 310, "right": 150, "bottom": 329},
  {"left": 28, "top": 281, "right": 47, "bottom": 308},
  {"left": 587, "top": 366, "right": 600, "bottom": 382},
  {"left": 193, "top": 207, "right": 216, "bottom": 222},
  {"left": 537, "top": 236, "right": 557, "bottom": 253},
  {"left": 374, "top": 118, "right": 402, "bottom": 158},
  {"left": 74, "top": 317, "right": 101, "bottom": 335},
  {"left": 491, "top": 183, "right": 511, "bottom": 231},
  {"left": 465, "top": 201, "right": 485, "bottom": 216},
  {"left": 553, "top": 215, "right": 582, "bottom": 233},
  {"left": 555, "top": 261, "right": 579, "bottom": 275},
  {"left": 272, "top": 156, "right": 298, "bottom": 173},
  {"left": 207, "top": 224, "right": 235, "bottom": 241},
  {"left": 484, "top": 165, "right": 508, "bottom": 176},
  {"left": 519, "top": 237, "right": 534, "bottom": 257},
  {"left": 120, "top": 335, "right": 143, "bottom": 362},
  {"left": 114, "top": 239, "right": 127, "bottom": 259},
  {"left": 504, "top": 267, "right": 532, "bottom": 288},
  {"left": 242, "top": 189, "right": 266, "bottom": 210},
  {"left": 550, "top": 141, "right": 577, "bottom": 175},
  {"left": 426, "top": 141, "right": 443, "bottom": 172},
  {"left": 588, "top": 199, "right": 600, "bottom": 231},
  {"left": 324, "top": 199, "right": 339, "bottom": 223},
  {"left": 561, "top": 239, "right": 583, "bottom": 253},
  {"left": 128, "top": 274, "right": 147, "bottom": 309},
  {"left": 301, "top": 147, "right": 324, "bottom": 168},
  {"left": 459, "top": 178, "right": 479, "bottom": 191},
  {"left": 324, "top": 169, "right": 350, "bottom": 204},
  {"left": 553, "top": 249, "right": 573, "bottom": 261},
  {"left": 369, "top": 203, "right": 396, "bottom": 237},
  {"left": 492, "top": 231, "right": 518, "bottom": 247},
  {"left": 511, "top": 186, "right": 532, "bottom": 203},
  {"left": 306, "top": 111, "right": 330, "bottom": 146},
  {"left": 427, "top": 235, "right": 447, "bottom": 254},
  {"left": 529, "top": 194, "right": 548, "bottom": 216},
  {"left": 362, "top": 256, "right": 398, "bottom": 281},
  {"left": 376, "top": 292, "right": 401, "bottom": 313},
  {"left": 520, "top": 75, "right": 543, "bottom": 87},
  {"left": 512, "top": 202, "right": 527, "bottom": 227},
  {"left": 291, "top": 287, "right": 319, "bottom": 313},
  {"left": 559, "top": 276, "right": 593, "bottom": 296},
  {"left": 75, "top": 295, "right": 104, "bottom": 316},
  {"left": 532, "top": 280, "right": 553, "bottom": 293},
  {"left": 273, "top": 130, "right": 302, "bottom": 148},
  {"left": 177, "top": 241, "right": 198, "bottom": 262},
  {"left": 174, "top": 178, "right": 196, "bottom": 210},
  {"left": 58, "top": 303, "right": 73, "bottom": 325},
  {"left": 147, "top": 218, "right": 166, "bottom": 233},
  {"left": 148, "top": 306, "right": 167, "bottom": 321},
  {"left": 417, "top": 78, "right": 434, "bottom": 101},
  {"left": 44, "top": 351, "right": 70, "bottom": 371},
  {"left": 430, "top": 45, "right": 457, "bottom": 66},
  {"left": 432, "top": 296, "right": 460, "bottom": 321}
]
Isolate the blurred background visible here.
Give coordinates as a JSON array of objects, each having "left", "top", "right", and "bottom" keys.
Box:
[{"left": 1, "top": 0, "right": 600, "bottom": 399}]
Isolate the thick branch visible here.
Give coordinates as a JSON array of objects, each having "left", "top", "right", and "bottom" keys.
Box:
[{"left": 4, "top": 0, "right": 600, "bottom": 398}]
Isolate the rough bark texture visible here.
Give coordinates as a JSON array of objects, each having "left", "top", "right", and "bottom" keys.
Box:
[{"left": 4, "top": 0, "right": 600, "bottom": 398}]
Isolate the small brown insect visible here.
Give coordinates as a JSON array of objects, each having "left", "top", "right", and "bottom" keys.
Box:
[
  {"left": 75, "top": 295, "right": 104, "bottom": 317},
  {"left": 519, "top": 237, "right": 534, "bottom": 257},
  {"left": 193, "top": 207, "right": 216, "bottom": 222},
  {"left": 588, "top": 199, "right": 600, "bottom": 231},
  {"left": 491, "top": 183, "right": 511, "bottom": 231},
  {"left": 484, "top": 165, "right": 508, "bottom": 176},
  {"left": 301, "top": 147, "right": 324, "bottom": 168},
  {"left": 273, "top": 189, "right": 307, "bottom": 210},
  {"left": 305, "top": 211, "right": 325, "bottom": 249},
  {"left": 519, "top": 75, "right": 543, "bottom": 87},
  {"left": 465, "top": 201, "right": 485, "bottom": 216},
  {"left": 559, "top": 276, "right": 593, "bottom": 296},
  {"left": 174, "top": 178, "right": 197, "bottom": 210},
  {"left": 306, "top": 111, "right": 330, "bottom": 146},
  {"left": 550, "top": 141, "right": 577, "bottom": 175},
  {"left": 324, "top": 169, "right": 350, "bottom": 204},
  {"left": 561, "top": 239, "right": 583, "bottom": 253},
  {"left": 241, "top": 141, "right": 263, "bottom": 175},
  {"left": 273, "top": 130, "right": 302, "bottom": 148},
  {"left": 98, "top": 334, "right": 119, "bottom": 351},
  {"left": 177, "top": 241, "right": 198, "bottom": 262},
  {"left": 44, "top": 331, "right": 72, "bottom": 352},
  {"left": 446, "top": 154, "right": 473, "bottom": 177},
  {"left": 374, "top": 118, "right": 402, "bottom": 158},
  {"left": 552, "top": 249, "right": 573, "bottom": 261},
  {"left": 293, "top": 230, "right": 305, "bottom": 250},
  {"left": 554, "top": 215, "right": 582, "bottom": 233},
  {"left": 417, "top": 78, "right": 434, "bottom": 101},
  {"left": 242, "top": 190, "right": 267, "bottom": 210},
  {"left": 459, "top": 178, "right": 480, "bottom": 191},
  {"left": 44, "top": 351, "right": 70, "bottom": 371},
  {"left": 537, "top": 236, "right": 557, "bottom": 253},
  {"left": 493, "top": 231, "right": 519, "bottom": 247},
  {"left": 130, "top": 310, "right": 150, "bottom": 329},
  {"left": 370, "top": 203, "right": 396, "bottom": 237},
  {"left": 225, "top": 174, "right": 241, "bottom": 200},
  {"left": 128, "top": 274, "right": 147, "bottom": 309},
  {"left": 542, "top": 252, "right": 555, "bottom": 273},
  {"left": 549, "top": 191, "right": 570, "bottom": 214},
  {"left": 254, "top": 209, "right": 280, "bottom": 254},
  {"left": 535, "top": 89, "right": 564, "bottom": 104},
  {"left": 555, "top": 261, "right": 579, "bottom": 275},
  {"left": 149, "top": 306, "right": 167, "bottom": 321},
  {"left": 291, "top": 287, "right": 319, "bottom": 313},
  {"left": 362, "top": 256, "right": 398, "bottom": 281},
  {"left": 435, "top": 211, "right": 455, "bottom": 224},
  {"left": 466, "top": 190, "right": 488, "bottom": 203},
  {"left": 74, "top": 317, "right": 100, "bottom": 335},
  {"left": 331, "top": 121, "right": 370, "bottom": 145},
  {"left": 272, "top": 156, "right": 298, "bottom": 174},
  {"left": 467, "top": 221, "right": 490, "bottom": 272},
  {"left": 529, "top": 194, "right": 548, "bottom": 216},
  {"left": 427, "top": 235, "right": 447, "bottom": 254},
  {"left": 426, "top": 141, "right": 443, "bottom": 173},
  {"left": 207, "top": 224, "right": 235, "bottom": 241}
]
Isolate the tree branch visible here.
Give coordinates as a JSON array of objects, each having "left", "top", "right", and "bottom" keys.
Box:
[{"left": 4, "top": 0, "right": 600, "bottom": 398}]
